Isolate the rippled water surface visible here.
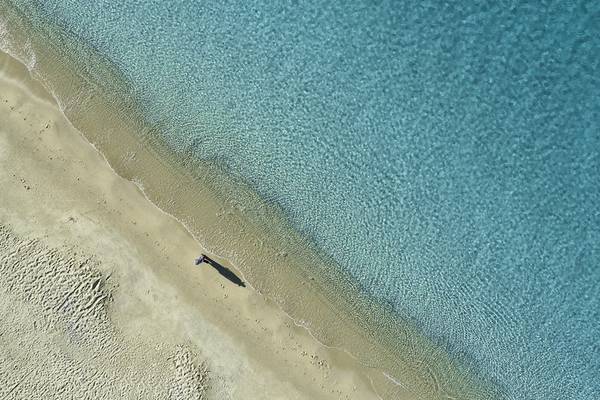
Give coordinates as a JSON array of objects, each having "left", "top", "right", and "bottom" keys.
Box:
[{"left": 5, "top": 1, "right": 600, "bottom": 398}]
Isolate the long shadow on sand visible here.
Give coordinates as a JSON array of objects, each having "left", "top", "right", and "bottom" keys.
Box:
[{"left": 196, "top": 254, "right": 246, "bottom": 287}]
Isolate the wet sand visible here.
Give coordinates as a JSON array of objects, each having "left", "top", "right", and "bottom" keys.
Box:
[{"left": 0, "top": 50, "right": 381, "bottom": 399}]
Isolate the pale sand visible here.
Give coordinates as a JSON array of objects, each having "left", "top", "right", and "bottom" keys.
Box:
[{"left": 0, "top": 50, "right": 380, "bottom": 399}]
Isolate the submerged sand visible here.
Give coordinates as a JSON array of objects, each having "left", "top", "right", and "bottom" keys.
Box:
[{"left": 0, "top": 51, "right": 380, "bottom": 399}]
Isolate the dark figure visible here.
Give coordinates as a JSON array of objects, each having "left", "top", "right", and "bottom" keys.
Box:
[
  {"left": 195, "top": 253, "right": 246, "bottom": 287},
  {"left": 194, "top": 255, "right": 206, "bottom": 265}
]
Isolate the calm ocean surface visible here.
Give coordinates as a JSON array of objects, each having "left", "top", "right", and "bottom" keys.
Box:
[{"left": 9, "top": 1, "right": 600, "bottom": 398}]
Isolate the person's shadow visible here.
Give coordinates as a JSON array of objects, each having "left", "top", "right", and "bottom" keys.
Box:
[{"left": 195, "top": 254, "right": 246, "bottom": 287}]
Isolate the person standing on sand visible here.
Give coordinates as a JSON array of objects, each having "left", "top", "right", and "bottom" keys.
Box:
[{"left": 194, "top": 254, "right": 206, "bottom": 265}]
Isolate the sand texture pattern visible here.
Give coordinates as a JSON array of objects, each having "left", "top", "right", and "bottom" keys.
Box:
[{"left": 0, "top": 225, "right": 208, "bottom": 399}]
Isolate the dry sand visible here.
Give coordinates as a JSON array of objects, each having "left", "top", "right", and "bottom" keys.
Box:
[{"left": 0, "top": 50, "right": 381, "bottom": 399}]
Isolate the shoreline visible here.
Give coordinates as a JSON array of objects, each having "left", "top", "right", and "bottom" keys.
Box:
[
  {"left": 0, "top": 3, "right": 498, "bottom": 398},
  {"left": 0, "top": 48, "right": 380, "bottom": 399}
]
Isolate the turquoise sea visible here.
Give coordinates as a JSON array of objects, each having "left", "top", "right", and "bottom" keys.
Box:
[{"left": 3, "top": 1, "right": 599, "bottom": 398}]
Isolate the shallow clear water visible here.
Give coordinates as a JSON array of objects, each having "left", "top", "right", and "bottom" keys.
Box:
[{"left": 7, "top": 1, "right": 600, "bottom": 398}]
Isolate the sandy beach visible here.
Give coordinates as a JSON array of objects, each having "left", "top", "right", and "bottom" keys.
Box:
[
  {"left": 0, "top": 2, "right": 506, "bottom": 396},
  {"left": 0, "top": 50, "right": 382, "bottom": 399},
  {"left": 1, "top": 0, "right": 596, "bottom": 398}
]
